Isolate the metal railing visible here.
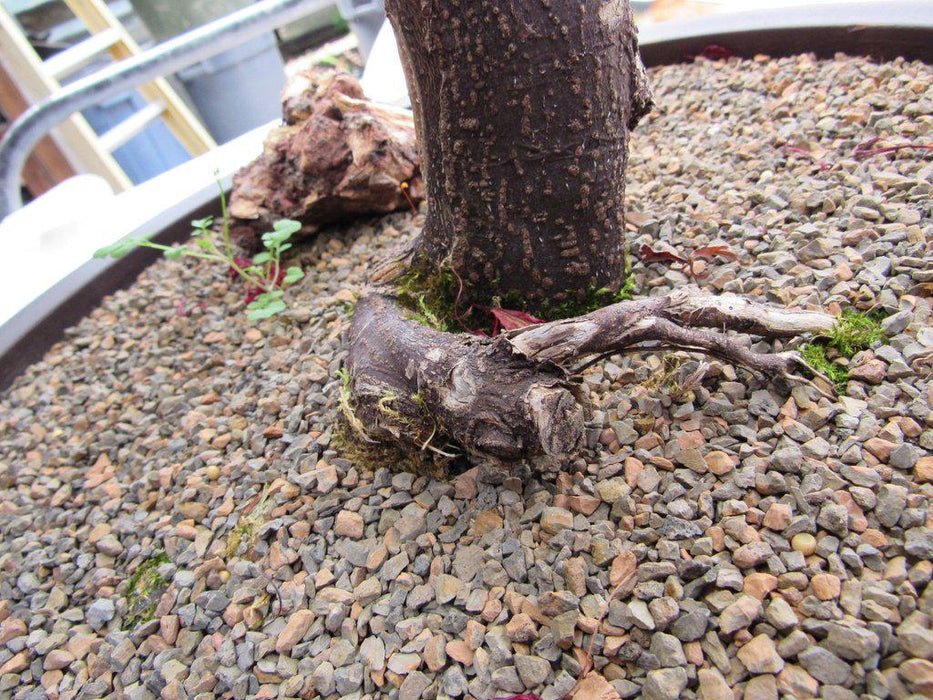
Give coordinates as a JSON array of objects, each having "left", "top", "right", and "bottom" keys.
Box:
[{"left": 0, "top": 0, "right": 334, "bottom": 219}]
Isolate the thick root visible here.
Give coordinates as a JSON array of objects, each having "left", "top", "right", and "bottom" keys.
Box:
[
  {"left": 345, "top": 294, "right": 586, "bottom": 464},
  {"left": 346, "top": 289, "right": 836, "bottom": 467},
  {"left": 507, "top": 289, "right": 836, "bottom": 373}
]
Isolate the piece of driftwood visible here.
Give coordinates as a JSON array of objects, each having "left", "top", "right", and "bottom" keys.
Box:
[{"left": 229, "top": 70, "right": 423, "bottom": 249}]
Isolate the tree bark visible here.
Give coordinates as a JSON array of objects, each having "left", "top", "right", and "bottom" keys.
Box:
[{"left": 387, "top": 0, "right": 653, "bottom": 313}]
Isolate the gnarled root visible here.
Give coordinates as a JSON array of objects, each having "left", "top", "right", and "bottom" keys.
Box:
[
  {"left": 345, "top": 294, "right": 586, "bottom": 464},
  {"left": 345, "top": 289, "right": 836, "bottom": 467}
]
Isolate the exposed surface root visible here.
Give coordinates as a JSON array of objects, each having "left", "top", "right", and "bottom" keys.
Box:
[
  {"left": 346, "top": 294, "right": 586, "bottom": 468},
  {"left": 346, "top": 288, "right": 836, "bottom": 468}
]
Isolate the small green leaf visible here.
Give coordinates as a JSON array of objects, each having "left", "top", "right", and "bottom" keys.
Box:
[
  {"left": 250, "top": 290, "right": 285, "bottom": 307},
  {"left": 196, "top": 238, "right": 213, "bottom": 251},
  {"left": 262, "top": 220, "right": 301, "bottom": 249},
  {"left": 244, "top": 265, "right": 263, "bottom": 275},
  {"left": 93, "top": 238, "right": 138, "bottom": 258},
  {"left": 252, "top": 252, "right": 272, "bottom": 264},
  {"left": 191, "top": 216, "right": 213, "bottom": 230},
  {"left": 164, "top": 247, "right": 184, "bottom": 260},
  {"left": 263, "top": 234, "right": 286, "bottom": 249},
  {"left": 273, "top": 219, "right": 301, "bottom": 237},
  {"left": 247, "top": 299, "right": 286, "bottom": 319},
  {"left": 277, "top": 243, "right": 292, "bottom": 253},
  {"left": 282, "top": 266, "right": 304, "bottom": 285}
]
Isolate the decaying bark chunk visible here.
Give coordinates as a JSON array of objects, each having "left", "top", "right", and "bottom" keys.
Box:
[{"left": 229, "top": 70, "right": 423, "bottom": 250}]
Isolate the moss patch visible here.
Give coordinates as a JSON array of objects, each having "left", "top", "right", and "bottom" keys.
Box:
[
  {"left": 827, "top": 309, "right": 886, "bottom": 356},
  {"left": 395, "top": 263, "right": 459, "bottom": 331},
  {"left": 542, "top": 279, "right": 636, "bottom": 320},
  {"left": 394, "top": 257, "right": 637, "bottom": 330},
  {"left": 333, "top": 420, "right": 454, "bottom": 477},
  {"left": 124, "top": 551, "right": 170, "bottom": 626},
  {"left": 336, "top": 367, "right": 370, "bottom": 439},
  {"left": 800, "top": 343, "right": 851, "bottom": 388},
  {"left": 800, "top": 310, "right": 886, "bottom": 388}
]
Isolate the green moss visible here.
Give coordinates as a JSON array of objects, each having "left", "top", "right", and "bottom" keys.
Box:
[
  {"left": 394, "top": 263, "right": 459, "bottom": 331},
  {"left": 827, "top": 309, "right": 885, "bottom": 357},
  {"left": 377, "top": 391, "right": 406, "bottom": 423},
  {"left": 800, "top": 343, "right": 850, "bottom": 388},
  {"left": 800, "top": 310, "right": 886, "bottom": 388},
  {"left": 497, "top": 257, "right": 636, "bottom": 321},
  {"left": 125, "top": 551, "right": 170, "bottom": 626},
  {"left": 333, "top": 419, "right": 450, "bottom": 477},
  {"left": 543, "top": 278, "right": 636, "bottom": 320},
  {"left": 394, "top": 256, "right": 637, "bottom": 329}
]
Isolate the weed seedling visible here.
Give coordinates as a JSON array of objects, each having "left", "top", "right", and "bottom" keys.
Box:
[{"left": 94, "top": 183, "right": 304, "bottom": 320}]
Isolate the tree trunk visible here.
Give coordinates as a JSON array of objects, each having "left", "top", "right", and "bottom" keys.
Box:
[
  {"left": 387, "top": 0, "right": 653, "bottom": 314},
  {"left": 344, "top": 0, "right": 836, "bottom": 470}
]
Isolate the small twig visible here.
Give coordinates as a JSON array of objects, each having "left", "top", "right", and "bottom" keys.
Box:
[
  {"left": 786, "top": 371, "right": 837, "bottom": 401},
  {"left": 854, "top": 137, "right": 933, "bottom": 161}
]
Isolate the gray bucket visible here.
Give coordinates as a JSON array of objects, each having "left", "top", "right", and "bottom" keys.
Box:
[
  {"left": 337, "top": 0, "right": 385, "bottom": 61},
  {"left": 177, "top": 33, "right": 286, "bottom": 144}
]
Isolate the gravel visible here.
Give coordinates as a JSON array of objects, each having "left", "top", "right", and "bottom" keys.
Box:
[{"left": 0, "top": 52, "right": 931, "bottom": 700}]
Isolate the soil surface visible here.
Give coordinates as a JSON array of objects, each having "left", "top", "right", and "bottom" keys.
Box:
[{"left": 1, "top": 53, "right": 932, "bottom": 700}]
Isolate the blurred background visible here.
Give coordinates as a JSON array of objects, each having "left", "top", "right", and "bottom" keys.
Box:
[
  {"left": 0, "top": 0, "right": 896, "bottom": 203},
  {"left": 0, "top": 0, "right": 908, "bottom": 326}
]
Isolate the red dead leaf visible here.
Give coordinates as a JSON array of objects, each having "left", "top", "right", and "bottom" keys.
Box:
[
  {"left": 490, "top": 307, "right": 544, "bottom": 331},
  {"left": 638, "top": 244, "right": 687, "bottom": 265},
  {"left": 698, "top": 44, "right": 734, "bottom": 60},
  {"left": 692, "top": 245, "right": 738, "bottom": 262}
]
